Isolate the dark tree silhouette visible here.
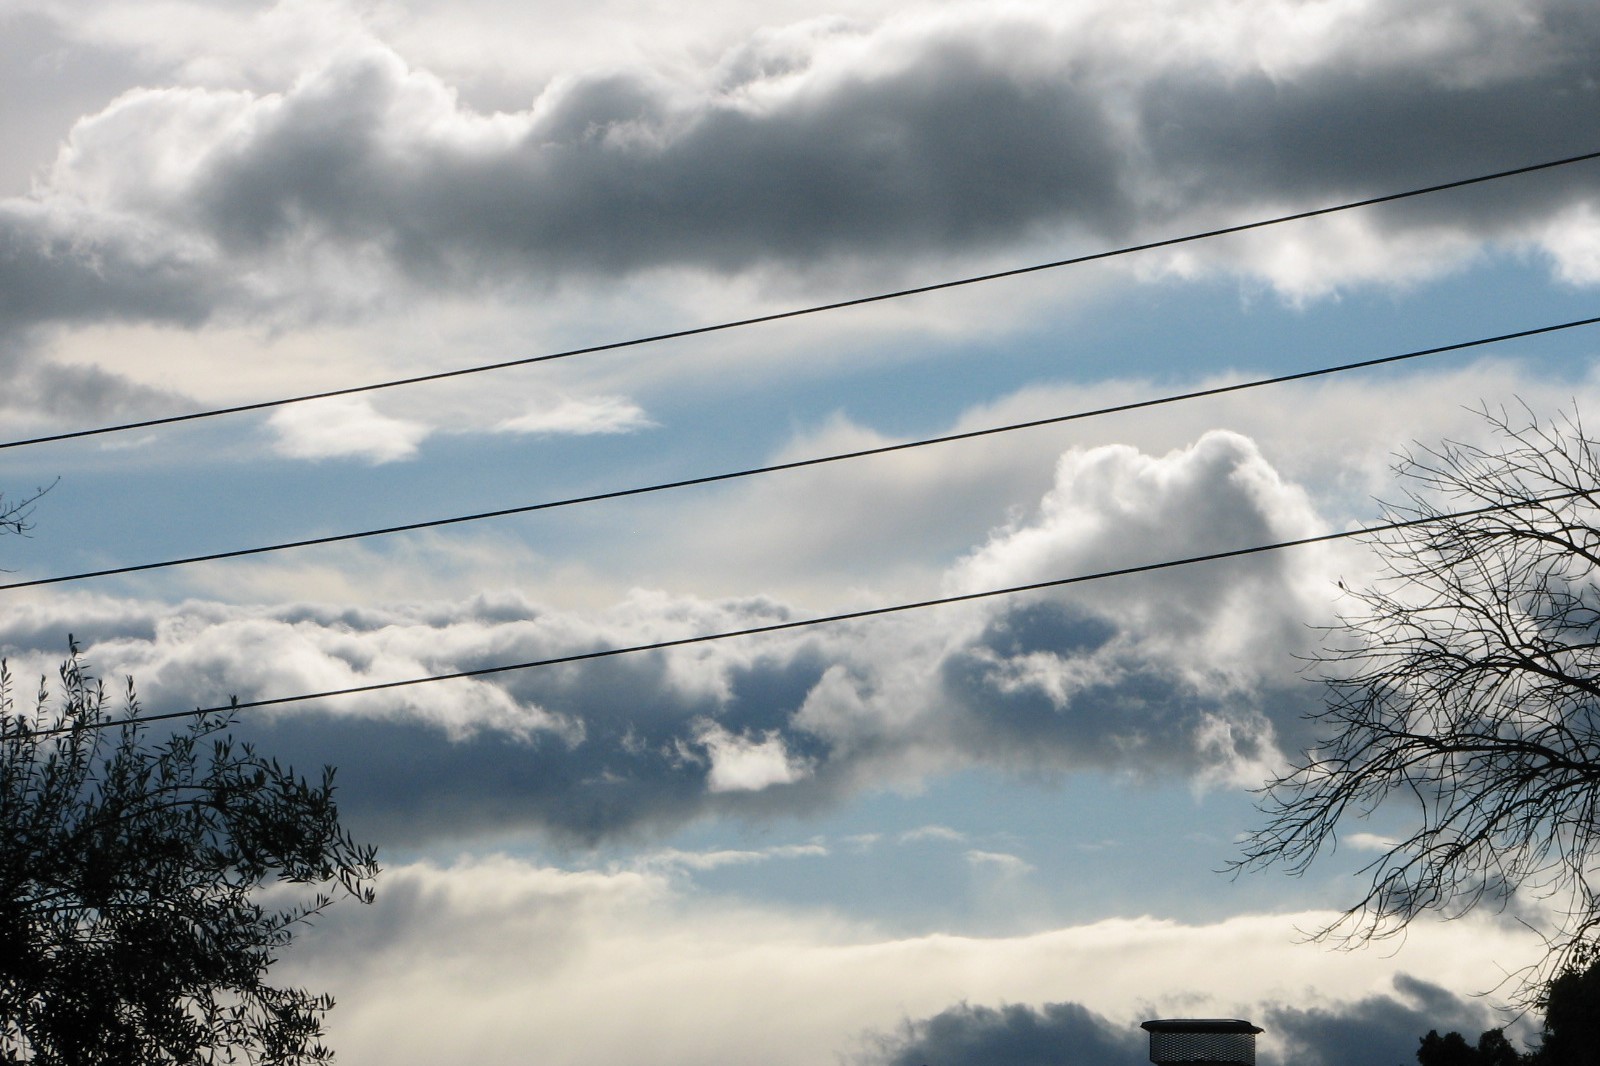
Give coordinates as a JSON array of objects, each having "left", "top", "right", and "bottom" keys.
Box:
[
  {"left": 1418, "top": 1029, "right": 1487, "bottom": 1066},
  {"left": 1408, "top": 958, "right": 1600, "bottom": 1066},
  {"left": 0, "top": 644, "right": 379, "bottom": 1064},
  {"left": 1534, "top": 955, "right": 1600, "bottom": 1065},
  {"left": 1479, "top": 1029, "right": 1526, "bottom": 1066},
  {"left": 1417, "top": 1027, "right": 1526, "bottom": 1066},
  {"left": 1234, "top": 405, "right": 1600, "bottom": 998}
]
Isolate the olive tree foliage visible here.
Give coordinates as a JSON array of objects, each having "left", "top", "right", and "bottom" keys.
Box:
[
  {"left": 1234, "top": 405, "right": 1600, "bottom": 999},
  {"left": 0, "top": 645, "right": 379, "bottom": 1064}
]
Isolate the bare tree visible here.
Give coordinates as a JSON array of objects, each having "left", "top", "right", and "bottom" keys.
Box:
[{"left": 1235, "top": 404, "right": 1600, "bottom": 998}]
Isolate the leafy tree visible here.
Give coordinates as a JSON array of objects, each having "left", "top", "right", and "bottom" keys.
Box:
[
  {"left": 1533, "top": 954, "right": 1600, "bottom": 1066},
  {"left": 1233, "top": 405, "right": 1600, "bottom": 998},
  {"left": 1418, "top": 1029, "right": 1488, "bottom": 1066},
  {"left": 1407, "top": 958, "right": 1600, "bottom": 1066},
  {"left": 0, "top": 643, "right": 378, "bottom": 1064},
  {"left": 1417, "top": 1027, "right": 1527, "bottom": 1066},
  {"left": 1477, "top": 1029, "right": 1527, "bottom": 1066}
]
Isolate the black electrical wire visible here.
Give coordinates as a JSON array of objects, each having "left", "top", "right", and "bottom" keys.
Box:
[
  {"left": 37, "top": 486, "right": 1591, "bottom": 735},
  {"left": 6, "top": 313, "right": 1598, "bottom": 593},
  {"left": 5, "top": 147, "right": 1599, "bottom": 453}
]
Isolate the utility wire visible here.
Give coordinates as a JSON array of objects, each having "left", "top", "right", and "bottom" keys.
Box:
[
  {"left": 5, "top": 147, "right": 1600, "bottom": 453},
  {"left": 7, "top": 313, "right": 1598, "bottom": 593},
  {"left": 39, "top": 486, "right": 1593, "bottom": 735}
]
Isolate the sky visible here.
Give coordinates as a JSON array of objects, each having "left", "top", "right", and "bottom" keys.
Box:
[{"left": 4, "top": 0, "right": 1600, "bottom": 1062}]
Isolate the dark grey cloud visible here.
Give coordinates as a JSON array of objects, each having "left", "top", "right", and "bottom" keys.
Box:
[
  {"left": 1264, "top": 975, "right": 1505, "bottom": 1066},
  {"left": 938, "top": 598, "right": 1299, "bottom": 777},
  {"left": 1136, "top": 12, "right": 1600, "bottom": 236},
  {"left": 182, "top": 41, "right": 1126, "bottom": 280},
  {"left": 860, "top": 978, "right": 1509, "bottom": 1066},
  {"left": 295, "top": 645, "right": 837, "bottom": 846},
  {"left": 0, "top": 209, "right": 219, "bottom": 330},
  {"left": 0, "top": 205, "right": 219, "bottom": 421},
  {"left": 0, "top": 342, "right": 192, "bottom": 422},
  {"left": 859, "top": 1000, "right": 1151, "bottom": 1066},
  {"left": 167, "top": 8, "right": 1600, "bottom": 282}
]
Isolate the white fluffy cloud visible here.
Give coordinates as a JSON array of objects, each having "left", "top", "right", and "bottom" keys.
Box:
[
  {"left": 267, "top": 395, "right": 430, "bottom": 462},
  {"left": 696, "top": 719, "right": 815, "bottom": 792}
]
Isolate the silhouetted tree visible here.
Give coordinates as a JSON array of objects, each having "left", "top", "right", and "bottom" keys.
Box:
[
  {"left": 1409, "top": 959, "right": 1600, "bottom": 1066},
  {"left": 1417, "top": 1027, "right": 1528, "bottom": 1066},
  {"left": 0, "top": 644, "right": 379, "bottom": 1064},
  {"left": 1477, "top": 1028, "right": 1526, "bottom": 1066},
  {"left": 1234, "top": 405, "right": 1600, "bottom": 998},
  {"left": 1533, "top": 955, "right": 1600, "bottom": 1066},
  {"left": 1418, "top": 1029, "right": 1485, "bottom": 1066}
]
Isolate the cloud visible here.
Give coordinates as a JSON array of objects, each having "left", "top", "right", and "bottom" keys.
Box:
[
  {"left": 964, "top": 850, "right": 1035, "bottom": 877},
  {"left": 860, "top": 976, "right": 1505, "bottom": 1066},
  {"left": 267, "top": 395, "right": 431, "bottom": 462},
  {"left": 269, "top": 855, "right": 1541, "bottom": 1066},
  {"left": 696, "top": 719, "right": 815, "bottom": 793},
  {"left": 1345, "top": 832, "right": 1399, "bottom": 854},
  {"left": 8, "top": 0, "right": 1600, "bottom": 341},
  {"left": 0, "top": 427, "right": 1338, "bottom": 845},
  {"left": 635, "top": 842, "right": 829, "bottom": 872},
  {"left": 1262, "top": 975, "right": 1504, "bottom": 1066},
  {"left": 0, "top": 9, "right": 152, "bottom": 195},
  {"left": 901, "top": 825, "right": 967, "bottom": 844},
  {"left": 493, "top": 393, "right": 653, "bottom": 436},
  {"left": 862, "top": 1000, "right": 1145, "bottom": 1066}
]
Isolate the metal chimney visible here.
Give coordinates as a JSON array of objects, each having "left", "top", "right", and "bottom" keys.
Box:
[{"left": 1140, "top": 1019, "right": 1263, "bottom": 1065}]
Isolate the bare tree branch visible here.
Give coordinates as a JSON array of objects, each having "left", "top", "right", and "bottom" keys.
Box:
[
  {"left": 0, "top": 480, "right": 57, "bottom": 540},
  {"left": 1234, "top": 402, "right": 1600, "bottom": 1001}
]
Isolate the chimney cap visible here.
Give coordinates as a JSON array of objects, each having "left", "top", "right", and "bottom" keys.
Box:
[{"left": 1141, "top": 1020, "right": 1263, "bottom": 1035}]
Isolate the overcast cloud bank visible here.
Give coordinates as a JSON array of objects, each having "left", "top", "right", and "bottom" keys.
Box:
[{"left": 265, "top": 854, "right": 1538, "bottom": 1066}]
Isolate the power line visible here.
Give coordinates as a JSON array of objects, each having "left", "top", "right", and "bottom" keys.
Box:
[
  {"left": 40, "top": 486, "right": 1592, "bottom": 735},
  {"left": 8, "top": 313, "right": 1597, "bottom": 593},
  {"left": 6, "top": 148, "right": 1600, "bottom": 453}
]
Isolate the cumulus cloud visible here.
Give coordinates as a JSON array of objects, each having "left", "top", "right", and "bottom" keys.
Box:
[
  {"left": 661, "top": 359, "right": 1600, "bottom": 604},
  {"left": 6, "top": 0, "right": 1600, "bottom": 342},
  {"left": 0, "top": 429, "right": 1337, "bottom": 844}
]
